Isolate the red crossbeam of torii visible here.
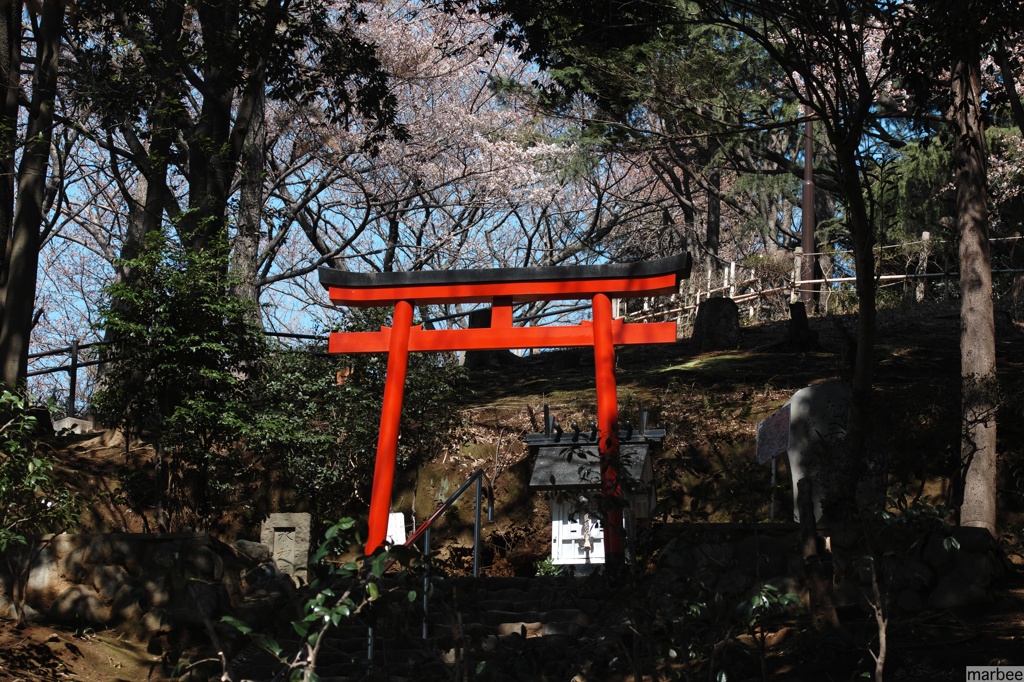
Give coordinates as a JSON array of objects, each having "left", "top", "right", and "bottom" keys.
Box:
[{"left": 318, "top": 253, "right": 692, "bottom": 566}]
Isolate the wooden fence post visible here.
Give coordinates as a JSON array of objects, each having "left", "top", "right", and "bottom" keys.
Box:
[
  {"left": 792, "top": 247, "right": 803, "bottom": 303},
  {"left": 66, "top": 338, "right": 79, "bottom": 417},
  {"left": 916, "top": 231, "right": 931, "bottom": 302}
]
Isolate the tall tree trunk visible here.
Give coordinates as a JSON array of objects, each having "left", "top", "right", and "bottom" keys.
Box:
[
  {"left": 0, "top": 0, "right": 64, "bottom": 390},
  {"left": 0, "top": 0, "right": 20, "bottom": 371},
  {"left": 706, "top": 168, "right": 721, "bottom": 257},
  {"left": 179, "top": 1, "right": 279, "bottom": 262},
  {"left": 231, "top": 80, "right": 266, "bottom": 313},
  {"left": 382, "top": 212, "right": 400, "bottom": 273},
  {"left": 951, "top": 54, "right": 997, "bottom": 536},
  {"left": 95, "top": 1, "right": 182, "bottom": 386},
  {"left": 832, "top": 144, "right": 880, "bottom": 517},
  {"left": 179, "top": 1, "right": 239, "bottom": 255},
  {"left": 0, "top": 0, "right": 17, "bottom": 243},
  {"left": 105, "top": 0, "right": 183, "bottom": 287}
]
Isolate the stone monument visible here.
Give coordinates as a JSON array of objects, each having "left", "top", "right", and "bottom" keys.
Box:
[{"left": 260, "top": 513, "right": 312, "bottom": 583}]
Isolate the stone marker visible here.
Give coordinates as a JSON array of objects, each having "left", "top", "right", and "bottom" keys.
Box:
[
  {"left": 784, "top": 302, "right": 819, "bottom": 351},
  {"left": 757, "top": 403, "right": 791, "bottom": 521},
  {"left": 786, "top": 380, "right": 849, "bottom": 523},
  {"left": 692, "top": 297, "right": 741, "bottom": 351},
  {"left": 260, "top": 513, "right": 311, "bottom": 583}
]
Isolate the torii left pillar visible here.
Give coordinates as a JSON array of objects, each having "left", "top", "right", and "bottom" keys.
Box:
[{"left": 318, "top": 254, "right": 691, "bottom": 569}]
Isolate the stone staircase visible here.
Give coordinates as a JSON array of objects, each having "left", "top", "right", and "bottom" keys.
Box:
[
  {"left": 427, "top": 575, "right": 608, "bottom": 682},
  {"left": 226, "top": 573, "right": 618, "bottom": 682}
]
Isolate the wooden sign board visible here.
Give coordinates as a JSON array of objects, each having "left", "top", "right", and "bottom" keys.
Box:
[{"left": 756, "top": 404, "right": 791, "bottom": 464}]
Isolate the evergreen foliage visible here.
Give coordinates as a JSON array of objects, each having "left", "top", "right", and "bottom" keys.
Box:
[
  {"left": 0, "top": 391, "right": 79, "bottom": 551},
  {"left": 0, "top": 390, "right": 79, "bottom": 624},
  {"left": 93, "top": 229, "right": 264, "bottom": 530},
  {"left": 244, "top": 309, "right": 465, "bottom": 527},
  {"left": 92, "top": 229, "right": 463, "bottom": 532},
  {"left": 225, "top": 517, "right": 423, "bottom": 680}
]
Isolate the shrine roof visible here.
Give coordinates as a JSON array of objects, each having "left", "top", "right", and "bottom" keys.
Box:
[{"left": 528, "top": 442, "right": 652, "bottom": 491}]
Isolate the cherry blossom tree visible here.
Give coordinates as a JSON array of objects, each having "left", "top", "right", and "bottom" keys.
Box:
[{"left": 250, "top": 0, "right": 670, "bottom": 330}]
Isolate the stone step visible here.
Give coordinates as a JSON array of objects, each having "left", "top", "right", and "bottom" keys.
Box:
[
  {"left": 427, "top": 616, "right": 587, "bottom": 645},
  {"left": 229, "top": 574, "right": 612, "bottom": 681},
  {"left": 475, "top": 607, "right": 590, "bottom": 626},
  {"left": 493, "top": 619, "right": 586, "bottom": 637}
]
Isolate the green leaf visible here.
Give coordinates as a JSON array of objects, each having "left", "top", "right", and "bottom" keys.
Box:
[
  {"left": 251, "top": 633, "right": 283, "bottom": 658},
  {"left": 221, "top": 615, "right": 252, "bottom": 635},
  {"left": 371, "top": 552, "right": 388, "bottom": 577},
  {"left": 407, "top": 590, "right": 417, "bottom": 602},
  {"left": 366, "top": 582, "right": 380, "bottom": 600}
]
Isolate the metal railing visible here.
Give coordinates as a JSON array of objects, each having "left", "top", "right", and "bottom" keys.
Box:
[
  {"left": 407, "top": 468, "right": 492, "bottom": 641},
  {"left": 369, "top": 468, "right": 494, "bottom": 660},
  {"left": 405, "top": 468, "right": 494, "bottom": 576}
]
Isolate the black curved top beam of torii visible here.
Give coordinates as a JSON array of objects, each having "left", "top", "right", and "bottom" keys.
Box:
[{"left": 317, "top": 252, "right": 692, "bottom": 305}]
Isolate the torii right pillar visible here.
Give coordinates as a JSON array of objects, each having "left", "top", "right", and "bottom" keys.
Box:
[{"left": 592, "top": 291, "right": 625, "bottom": 564}]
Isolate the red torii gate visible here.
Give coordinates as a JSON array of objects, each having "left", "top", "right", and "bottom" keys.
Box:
[{"left": 318, "top": 253, "right": 691, "bottom": 566}]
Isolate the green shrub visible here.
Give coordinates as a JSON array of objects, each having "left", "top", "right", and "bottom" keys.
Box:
[
  {"left": 0, "top": 391, "right": 79, "bottom": 548},
  {"left": 0, "top": 390, "right": 79, "bottom": 623},
  {"left": 225, "top": 517, "right": 424, "bottom": 681},
  {"left": 92, "top": 230, "right": 263, "bottom": 531},
  {"left": 244, "top": 308, "right": 465, "bottom": 528}
]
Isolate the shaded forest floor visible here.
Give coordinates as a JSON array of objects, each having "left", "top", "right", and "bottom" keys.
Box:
[{"left": 3, "top": 300, "right": 1024, "bottom": 680}]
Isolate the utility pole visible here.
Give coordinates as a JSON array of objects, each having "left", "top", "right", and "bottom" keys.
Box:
[{"left": 801, "top": 104, "right": 816, "bottom": 305}]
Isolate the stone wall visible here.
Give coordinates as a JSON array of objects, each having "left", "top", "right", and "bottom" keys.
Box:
[
  {"left": 653, "top": 522, "right": 1012, "bottom": 613},
  {"left": 0, "top": 532, "right": 286, "bottom": 642},
  {"left": 831, "top": 523, "right": 1012, "bottom": 611},
  {"left": 653, "top": 523, "right": 806, "bottom": 602}
]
